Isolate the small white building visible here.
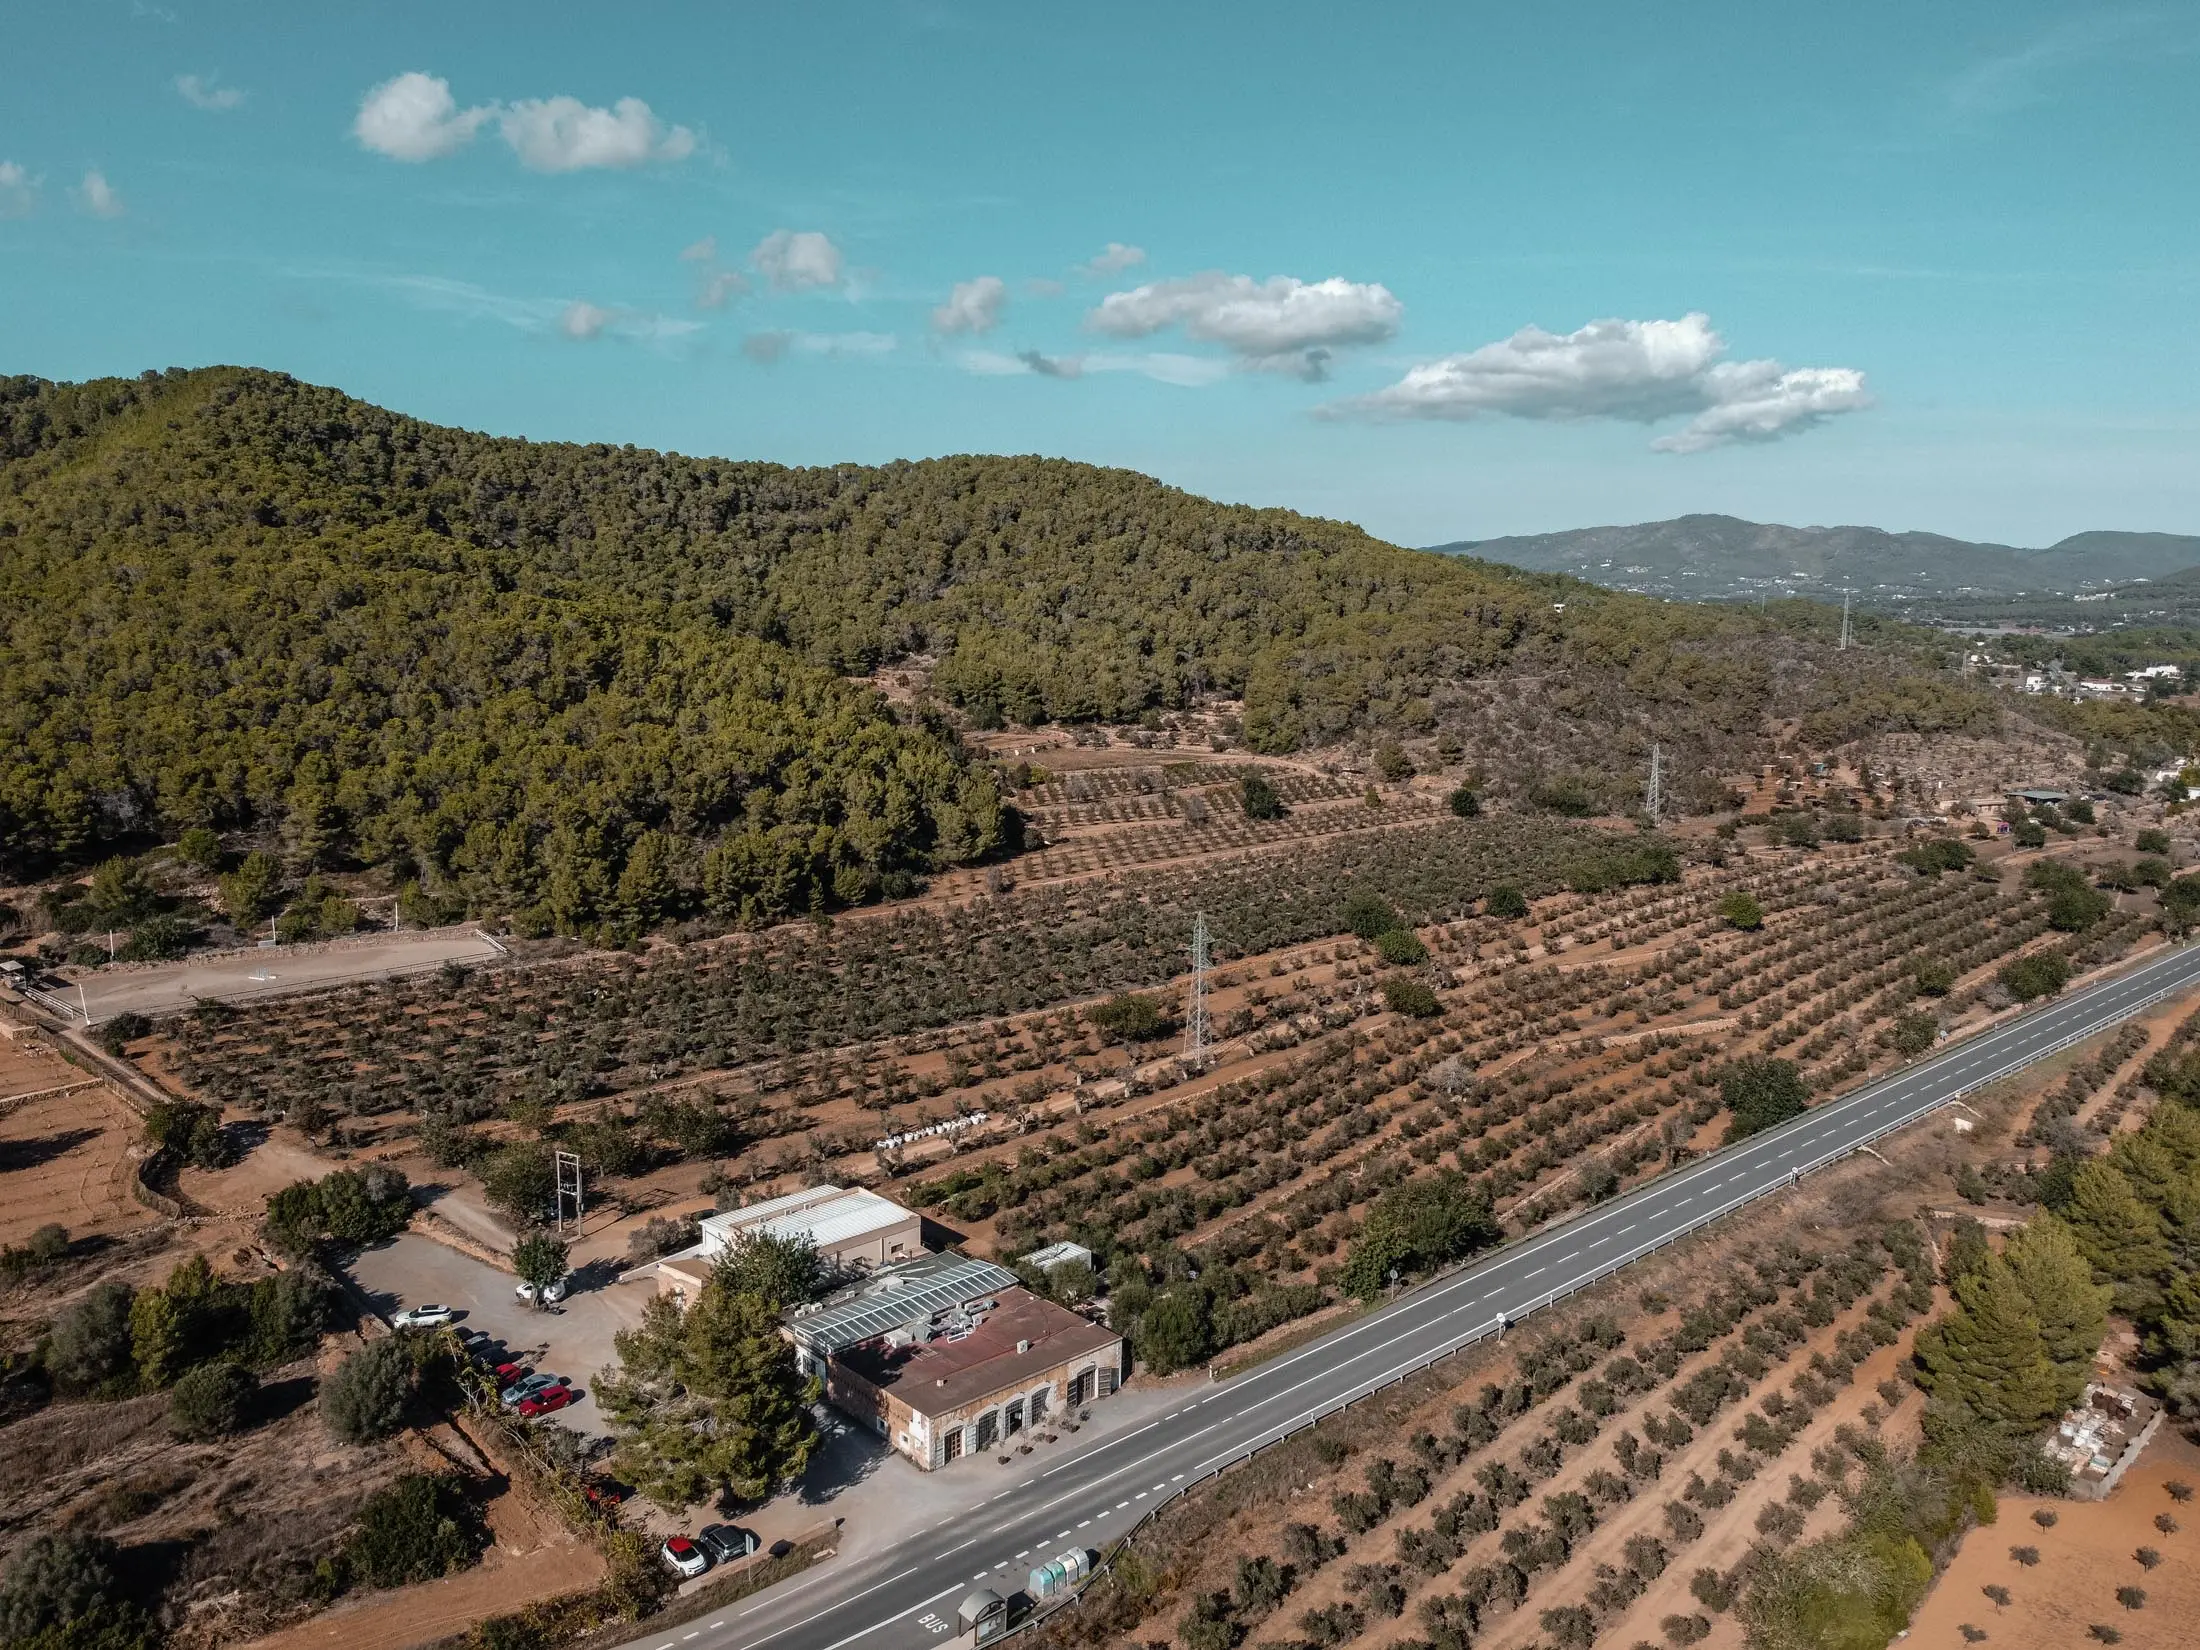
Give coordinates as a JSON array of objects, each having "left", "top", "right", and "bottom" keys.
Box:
[{"left": 631, "top": 1184, "right": 923, "bottom": 1303}]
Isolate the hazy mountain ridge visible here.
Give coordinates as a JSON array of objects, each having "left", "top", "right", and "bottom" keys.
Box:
[{"left": 1435, "top": 514, "right": 2200, "bottom": 601}]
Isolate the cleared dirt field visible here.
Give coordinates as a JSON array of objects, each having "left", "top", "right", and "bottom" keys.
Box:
[
  {"left": 0, "top": 1072, "right": 155, "bottom": 1248},
  {"left": 1907, "top": 1426, "right": 2200, "bottom": 1650}
]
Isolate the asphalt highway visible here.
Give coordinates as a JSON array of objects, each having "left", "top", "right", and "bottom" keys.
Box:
[{"left": 644, "top": 938, "right": 2200, "bottom": 1650}]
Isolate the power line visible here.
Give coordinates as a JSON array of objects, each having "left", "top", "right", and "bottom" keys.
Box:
[{"left": 554, "top": 1149, "right": 584, "bottom": 1236}]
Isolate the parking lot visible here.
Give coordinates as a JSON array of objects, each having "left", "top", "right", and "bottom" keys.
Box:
[
  {"left": 64, "top": 927, "right": 507, "bottom": 1023},
  {"left": 346, "top": 1232, "right": 647, "bottom": 1437}
]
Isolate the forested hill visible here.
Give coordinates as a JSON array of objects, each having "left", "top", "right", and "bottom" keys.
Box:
[{"left": 1, "top": 367, "right": 1991, "bottom": 930}]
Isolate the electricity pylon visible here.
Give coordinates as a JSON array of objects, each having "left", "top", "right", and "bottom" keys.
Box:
[{"left": 1184, "top": 911, "right": 1211, "bottom": 1065}]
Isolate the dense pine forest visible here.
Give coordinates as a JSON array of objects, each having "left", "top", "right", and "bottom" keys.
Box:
[{"left": 1, "top": 367, "right": 1999, "bottom": 930}]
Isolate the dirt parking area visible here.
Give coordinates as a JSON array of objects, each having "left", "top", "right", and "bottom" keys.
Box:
[
  {"left": 1906, "top": 1425, "right": 2200, "bottom": 1650},
  {"left": 73, "top": 928, "right": 506, "bottom": 1022},
  {"left": 344, "top": 1234, "right": 648, "bottom": 1437}
]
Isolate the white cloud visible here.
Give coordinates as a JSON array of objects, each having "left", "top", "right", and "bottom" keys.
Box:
[
  {"left": 498, "top": 95, "right": 695, "bottom": 172},
  {"left": 1080, "top": 241, "right": 1146, "bottom": 276},
  {"left": 0, "top": 161, "right": 35, "bottom": 218},
  {"left": 958, "top": 348, "right": 1227, "bottom": 389},
  {"left": 744, "top": 328, "right": 896, "bottom": 363},
  {"left": 679, "top": 235, "right": 717, "bottom": 263},
  {"left": 1651, "top": 362, "right": 1872, "bottom": 454},
  {"left": 354, "top": 74, "right": 694, "bottom": 171},
  {"left": 698, "top": 269, "right": 748, "bottom": 308},
  {"left": 932, "top": 275, "right": 1007, "bottom": 335},
  {"left": 749, "top": 229, "right": 844, "bottom": 293},
  {"left": 560, "top": 300, "right": 614, "bottom": 340},
  {"left": 1088, "top": 271, "right": 1401, "bottom": 378},
  {"left": 355, "top": 72, "right": 492, "bottom": 161},
  {"left": 1337, "top": 312, "right": 1870, "bottom": 452},
  {"left": 76, "top": 169, "right": 123, "bottom": 218},
  {"left": 175, "top": 73, "right": 245, "bottom": 111}
]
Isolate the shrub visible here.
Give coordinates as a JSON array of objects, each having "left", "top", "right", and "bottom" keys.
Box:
[
  {"left": 169, "top": 1360, "right": 256, "bottom": 1439},
  {"left": 0, "top": 1532, "right": 147, "bottom": 1648},
  {"left": 1448, "top": 787, "right": 1481, "bottom": 819},
  {"left": 1720, "top": 1056, "right": 1809, "bottom": 1141},
  {"left": 1344, "top": 891, "right": 1403, "bottom": 941},
  {"left": 2114, "top": 1586, "right": 2144, "bottom": 1610},
  {"left": 1998, "top": 952, "right": 2071, "bottom": 1003},
  {"left": 144, "top": 1098, "right": 232, "bottom": 1169},
  {"left": 344, "top": 1474, "right": 487, "bottom": 1589},
  {"left": 1900, "top": 838, "right": 1975, "bottom": 875},
  {"left": 267, "top": 1167, "right": 412, "bottom": 1252},
  {"left": 1912, "top": 958, "right": 1957, "bottom": 996},
  {"left": 1717, "top": 893, "right": 1763, "bottom": 931},
  {"left": 177, "top": 826, "right": 221, "bottom": 868},
  {"left": 2135, "top": 828, "right": 2170, "bottom": 854},
  {"left": 1374, "top": 743, "right": 1415, "bottom": 782},
  {"left": 1092, "top": 992, "right": 1168, "bottom": 1042},
  {"left": 1485, "top": 883, "right": 1529, "bottom": 919},
  {"left": 1374, "top": 929, "right": 1427, "bottom": 966},
  {"left": 1892, "top": 1012, "right": 1938, "bottom": 1057},
  {"left": 2009, "top": 1545, "right": 2039, "bottom": 1566},
  {"left": 322, "top": 1338, "right": 415, "bottom": 1444},
  {"left": 1239, "top": 772, "right": 1285, "bottom": 821},
  {"left": 92, "top": 1011, "right": 153, "bottom": 1055},
  {"left": 45, "top": 1281, "right": 137, "bottom": 1396},
  {"left": 1382, "top": 976, "right": 1439, "bottom": 1019}
]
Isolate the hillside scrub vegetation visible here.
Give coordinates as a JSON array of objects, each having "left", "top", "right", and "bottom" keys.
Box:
[{"left": 2, "top": 368, "right": 2004, "bottom": 928}]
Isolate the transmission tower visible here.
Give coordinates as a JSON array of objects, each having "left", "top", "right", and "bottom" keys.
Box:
[
  {"left": 1184, "top": 911, "right": 1211, "bottom": 1066},
  {"left": 1839, "top": 588, "right": 1852, "bottom": 651},
  {"left": 554, "top": 1149, "right": 584, "bottom": 1236},
  {"left": 1645, "top": 742, "right": 1663, "bottom": 822}
]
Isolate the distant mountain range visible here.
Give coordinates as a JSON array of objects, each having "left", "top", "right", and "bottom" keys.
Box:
[{"left": 1434, "top": 514, "right": 2200, "bottom": 603}]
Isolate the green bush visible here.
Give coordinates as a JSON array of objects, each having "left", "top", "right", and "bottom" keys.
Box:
[
  {"left": 2136, "top": 828, "right": 2171, "bottom": 855},
  {"left": 1911, "top": 958, "right": 1957, "bottom": 996},
  {"left": 91, "top": 1012, "right": 153, "bottom": 1055},
  {"left": 1891, "top": 1013, "right": 1937, "bottom": 1058},
  {"left": 1999, "top": 952, "right": 2072, "bottom": 1002},
  {"left": 1720, "top": 1057, "right": 1810, "bottom": 1142},
  {"left": 322, "top": 1338, "right": 415, "bottom": 1445},
  {"left": 1091, "top": 992, "right": 1168, "bottom": 1042},
  {"left": 1239, "top": 772, "right": 1286, "bottom": 821},
  {"left": 1718, "top": 892, "right": 1764, "bottom": 931},
  {"left": 1899, "top": 838, "right": 1974, "bottom": 876},
  {"left": 0, "top": 1533, "right": 152, "bottom": 1650},
  {"left": 1343, "top": 891, "right": 1402, "bottom": 940},
  {"left": 44, "top": 1281, "right": 137, "bottom": 1397},
  {"left": 1342, "top": 1171, "right": 1496, "bottom": 1300},
  {"left": 343, "top": 1474, "right": 486, "bottom": 1589},
  {"left": 1382, "top": 976, "right": 1440, "bottom": 1018},
  {"left": 1485, "top": 883, "right": 1529, "bottom": 919},
  {"left": 169, "top": 1360, "right": 256, "bottom": 1440},
  {"left": 1447, "top": 786, "right": 1481, "bottom": 819},
  {"left": 266, "top": 1167, "right": 412, "bottom": 1252},
  {"left": 1373, "top": 928, "right": 1427, "bottom": 966}
]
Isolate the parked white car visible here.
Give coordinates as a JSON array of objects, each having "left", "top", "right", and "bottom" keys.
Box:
[
  {"left": 391, "top": 1303, "right": 456, "bottom": 1328},
  {"left": 660, "top": 1535, "right": 711, "bottom": 1579},
  {"left": 515, "top": 1275, "right": 570, "bottom": 1305}
]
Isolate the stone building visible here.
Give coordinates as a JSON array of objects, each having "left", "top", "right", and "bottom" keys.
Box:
[{"left": 783, "top": 1254, "right": 1123, "bottom": 1470}]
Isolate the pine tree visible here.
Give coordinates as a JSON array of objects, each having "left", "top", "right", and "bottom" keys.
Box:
[
  {"left": 1913, "top": 1257, "right": 2064, "bottom": 1439},
  {"left": 2062, "top": 1161, "right": 2172, "bottom": 1313},
  {"left": 2000, "top": 1215, "right": 2111, "bottom": 1407},
  {"left": 595, "top": 1275, "right": 820, "bottom": 1510}
]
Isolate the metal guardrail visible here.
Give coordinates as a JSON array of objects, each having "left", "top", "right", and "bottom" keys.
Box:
[{"left": 1016, "top": 946, "right": 2200, "bottom": 1642}]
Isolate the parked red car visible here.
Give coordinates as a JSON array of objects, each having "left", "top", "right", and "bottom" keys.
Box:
[{"left": 518, "top": 1386, "right": 574, "bottom": 1418}]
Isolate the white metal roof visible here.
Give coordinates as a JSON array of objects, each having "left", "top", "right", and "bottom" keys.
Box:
[{"left": 701, "top": 1184, "right": 914, "bottom": 1253}]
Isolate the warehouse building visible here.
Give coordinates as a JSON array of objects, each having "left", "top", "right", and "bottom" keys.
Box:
[
  {"left": 784, "top": 1252, "right": 1123, "bottom": 1470},
  {"left": 632, "top": 1184, "right": 922, "bottom": 1304}
]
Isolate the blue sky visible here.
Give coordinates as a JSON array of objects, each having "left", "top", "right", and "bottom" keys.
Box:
[{"left": 3, "top": 1, "right": 2196, "bottom": 547}]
